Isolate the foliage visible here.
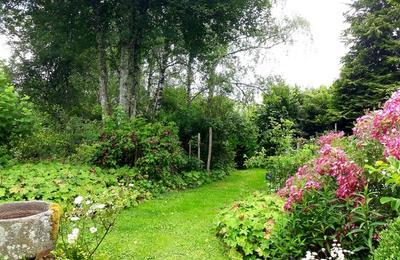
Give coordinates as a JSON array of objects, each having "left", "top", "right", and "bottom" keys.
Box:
[
  {"left": 162, "top": 88, "right": 258, "bottom": 170},
  {"left": 92, "top": 112, "right": 187, "bottom": 178},
  {"left": 300, "top": 86, "right": 338, "bottom": 137},
  {"left": 0, "top": 78, "right": 34, "bottom": 146},
  {"left": 9, "top": 111, "right": 100, "bottom": 161},
  {"left": 0, "top": 163, "right": 135, "bottom": 204},
  {"left": 244, "top": 148, "right": 268, "bottom": 169},
  {"left": 332, "top": 0, "right": 400, "bottom": 129},
  {"left": 254, "top": 83, "right": 338, "bottom": 149},
  {"left": 278, "top": 187, "right": 353, "bottom": 258},
  {"left": 216, "top": 192, "right": 286, "bottom": 259},
  {"left": 373, "top": 217, "right": 400, "bottom": 260},
  {"left": 345, "top": 188, "right": 385, "bottom": 255},
  {"left": 265, "top": 143, "right": 318, "bottom": 189},
  {"left": 0, "top": 162, "right": 229, "bottom": 207}
]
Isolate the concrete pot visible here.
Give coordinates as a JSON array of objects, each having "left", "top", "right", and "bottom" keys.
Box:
[{"left": 0, "top": 201, "right": 61, "bottom": 260}]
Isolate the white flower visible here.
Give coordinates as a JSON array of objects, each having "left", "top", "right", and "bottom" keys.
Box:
[
  {"left": 128, "top": 183, "right": 134, "bottom": 187},
  {"left": 89, "top": 227, "right": 97, "bottom": 233},
  {"left": 74, "top": 196, "right": 84, "bottom": 205},
  {"left": 86, "top": 200, "right": 92, "bottom": 205},
  {"left": 91, "top": 203, "right": 106, "bottom": 210},
  {"left": 67, "top": 228, "right": 80, "bottom": 244},
  {"left": 70, "top": 216, "right": 80, "bottom": 221}
]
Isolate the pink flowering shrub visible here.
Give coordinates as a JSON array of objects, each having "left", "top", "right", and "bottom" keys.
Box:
[
  {"left": 318, "top": 131, "right": 345, "bottom": 146},
  {"left": 278, "top": 133, "right": 365, "bottom": 210},
  {"left": 353, "top": 90, "right": 400, "bottom": 159},
  {"left": 353, "top": 112, "right": 377, "bottom": 142}
]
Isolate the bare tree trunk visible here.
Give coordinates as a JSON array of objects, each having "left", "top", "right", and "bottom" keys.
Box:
[
  {"left": 96, "top": 29, "right": 110, "bottom": 120},
  {"left": 189, "top": 141, "right": 192, "bottom": 158},
  {"left": 197, "top": 133, "right": 201, "bottom": 161},
  {"left": 207, "top": 64, "right": 217, "bottom": 117},
  {"left": 207, "top": 127, "right": 213, "bottom": 172},
  {"left": 119, "top": 44, "right": 130, "bottom": 114},
  {"left": 152, "top": 45, "right": 169, "bottom": 115},
  {"left": 186, "top": 54, "right": 194, "bottom": 106}
]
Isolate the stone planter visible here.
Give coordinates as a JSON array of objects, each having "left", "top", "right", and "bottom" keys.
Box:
[{"left": 0, "top": 201, "right": 61, "bottom": 260}]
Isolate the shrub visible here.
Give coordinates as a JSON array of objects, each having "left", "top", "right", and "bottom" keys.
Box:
[
  {"left": 353, "top": 90, "right": 400, "bottom": 160},
  {"left": 11, "top": 113, "right": 100, "bottom": 161},
  {"left": 92, "top": 112, "right": 188, "bottom": 179},
  {"left": 244, "top": 147, "right": 268, "bottom": 169},
  {"left": 216, "top": 192, "right": 286, "bottom": 259},
  {"left": 0, "top": 85, "right": 34, "bottom": 146},
  {"left": 373, "top": 217, "right": 400, "bottom": 260},
  {"left": 265, "top": 143, "right": 317, "bottom": 189},
  {"left": 278, "top": 140, "right": 365, "bottom": 210}
]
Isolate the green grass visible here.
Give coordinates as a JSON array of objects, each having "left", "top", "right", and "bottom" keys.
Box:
[{"left": 99, "top": 169, "right": 267, "bottom": 259}]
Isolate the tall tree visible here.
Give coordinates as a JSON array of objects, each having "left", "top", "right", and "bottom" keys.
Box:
[{"left": 333, "top": 0, "right": 400, "bottom": 129}]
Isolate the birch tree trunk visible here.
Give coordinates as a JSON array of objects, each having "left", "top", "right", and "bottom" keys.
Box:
[
  {"left": 186, "top": 54, "right": 194, "bottom": 106},
  {"left": 152, "top": 44, "right": 169, "bottom": 115},
  {"left": 119, "top": 44, "right": 131, "bottom": 114},
  {"left": 96, "top": 31, "right": 111, "bottom": 119}
]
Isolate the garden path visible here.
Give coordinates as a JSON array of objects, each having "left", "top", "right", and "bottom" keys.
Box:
[{"left": 99, "top": 169, "right": 266, "bottom": 259}]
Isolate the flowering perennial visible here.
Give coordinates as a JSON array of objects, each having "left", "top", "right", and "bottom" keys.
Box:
[
  {"left": 353, "top": 90, "right": 400, "bottom": 159},
  {"left": 318, "top": 131, "right": 345, "bottom": 146},
  {"left": 278, "top": 135, "right": 365, "bottom": 210}
]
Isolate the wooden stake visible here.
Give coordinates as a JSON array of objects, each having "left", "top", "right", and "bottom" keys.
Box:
[
  {"left": 188, "top": 141, "right": 192, "bottom": 158},
  {"left": 207, "top": 127, "right": 212, "bottom": 172}
]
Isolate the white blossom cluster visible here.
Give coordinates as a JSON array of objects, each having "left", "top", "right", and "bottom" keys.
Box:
[{"left": 302, "top": 240, "right": 353, "bottom": 260}]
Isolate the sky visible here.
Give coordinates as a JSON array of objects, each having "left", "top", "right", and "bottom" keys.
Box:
[
  {"left": 258, "top": 0, "right": 352, "bottom": 88},
  {"left": 0, "top": 0, "right": 351, "bottom": 88}
]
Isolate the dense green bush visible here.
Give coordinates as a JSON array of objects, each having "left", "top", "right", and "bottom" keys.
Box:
[
  {"left": 11, "top": 112, "right": 100, "bottom": 161},
  {"left": 216, "top": 192, "right": 286, "bottom": 259},
  {"left": 265, "top": 143, "right": 317, "bottom": 188},
  {"left": 0, "top": 83, "right": 34, "bottom": 146},
  {"left": 244, "top": 148, "right": 268, "bottom": 169},
  {"left": 92, "top": 112, "right": 187, "bottom": 178},
  {"left": 373, "top": 217, "right": 400, "bottom": 260}
]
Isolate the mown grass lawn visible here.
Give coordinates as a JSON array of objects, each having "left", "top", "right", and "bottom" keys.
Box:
[{"left": 99, "top": 169, "right": 267, "bottom": 259}]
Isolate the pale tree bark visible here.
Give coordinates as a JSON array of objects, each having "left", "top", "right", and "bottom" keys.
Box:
[
  {"left": 129, "top": 42, "right": 143, "bottom": 117},
  {"left": 152, "top": 44, "right": 170, "bottom": 115},
  {"left": 207, "top": 63, "right": 217, "bottom": 117},
  {"left": 186, "top": 54, "right": 194, "bottom": 106},
  {"left": 119, "top": 44, "right": 131, "bottom": 114},
  {"left": 96, "top": 31, "right": 111, "bottom": 119}
]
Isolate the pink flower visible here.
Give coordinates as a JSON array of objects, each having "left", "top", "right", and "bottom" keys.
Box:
[
  {"left": 353, "top": 89, "right": 400, "bottom": 159},
  {"left": 318, "top": 131, "right": 345, "bottom": 146}
]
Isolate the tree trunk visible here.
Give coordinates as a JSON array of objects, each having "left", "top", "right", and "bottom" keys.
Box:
[
  {"left": 96, "top": 30, "right": 111, "bottom": 119},
  {"left": 119, "top": 44, "right": 131, "bottom": 114},
  {"left": 186, "top": 54, "right": 194, "bottom": 106},
  {"left": 152, "top": 45, "right": 169, "bottom": 115},
  {"left": 207, "top": 64, "right": 217, "bottom": 117},
  {"left": 197, "top": 133, "right": 201, "bottom": 161},
  {"left": 207, "top": 127, "right": 213, "bottom": 172}
]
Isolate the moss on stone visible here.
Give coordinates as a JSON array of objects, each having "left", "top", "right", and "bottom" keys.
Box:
[{"left": 50, "top": 203, "right": 62, "bottom": 241}]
